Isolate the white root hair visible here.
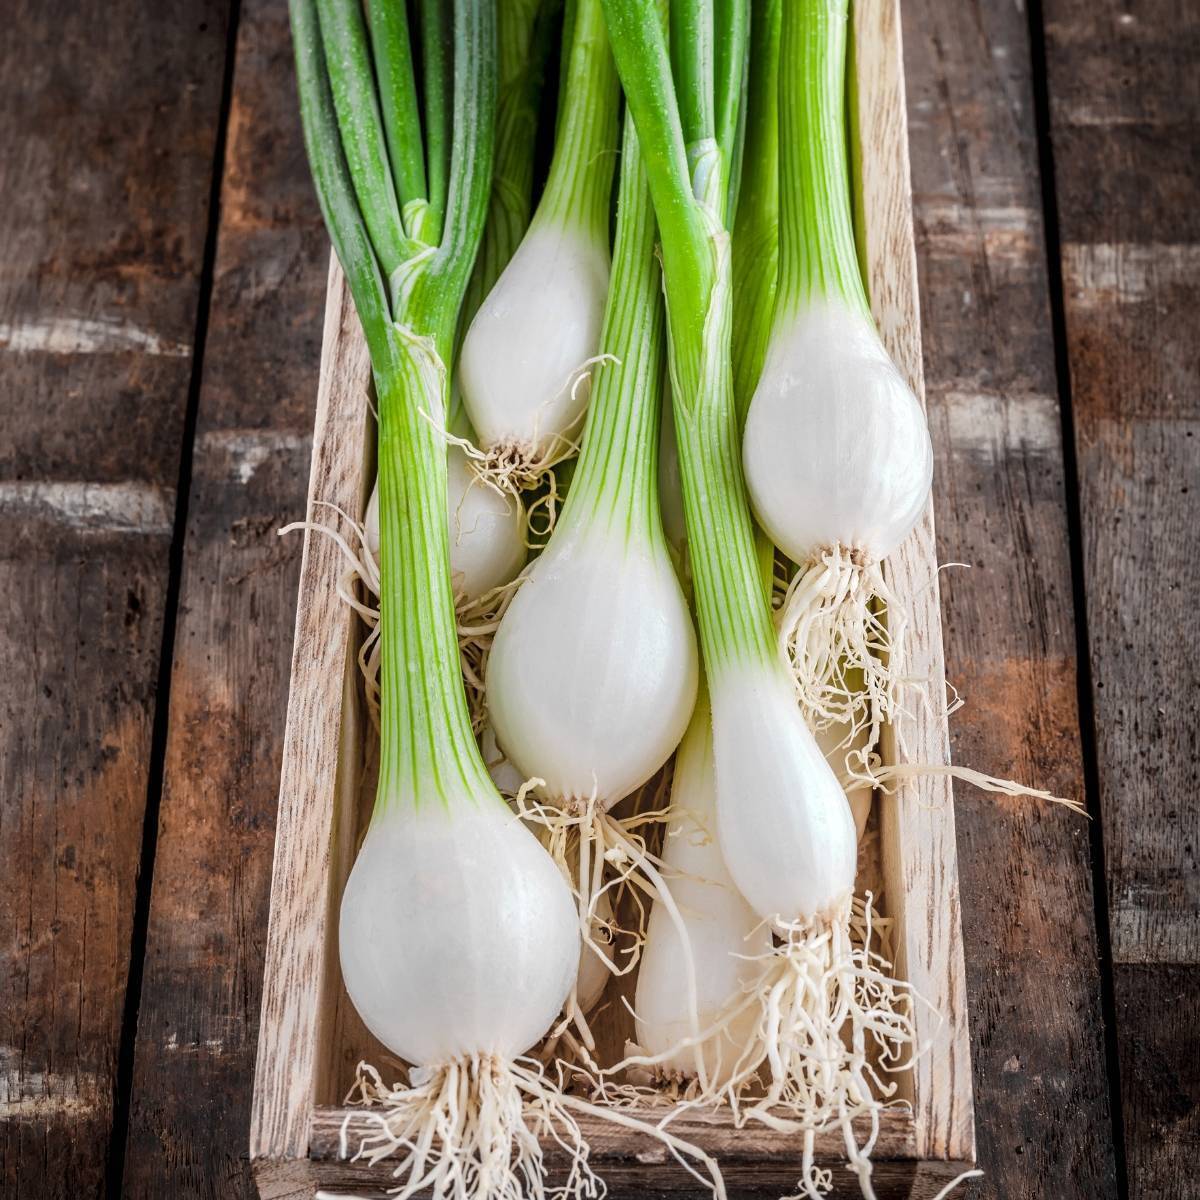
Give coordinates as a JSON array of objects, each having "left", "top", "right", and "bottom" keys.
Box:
[
  {"left": 780, "top": 547, "right": 1088, "bottom": 816},
  {"left": 843, "top": 751, "right": 1087, "bottom": 817},
  {"left": 342, "top": 1055, "right": 727, "bottom": 1200},
  {"left": 514, "top": 783, "right": 712, "bottom": 1090},
  {"left": 457, "top": 575, "right": 524, "bottom": 735},
  {"left": 342, "top": 1056, "right": 602, "bottom": 1200},
  {"left": 279, "top": 503, "right": 384, "bottom": 722},
  {"left": 728, "top": 893, "right": 930, "bottom": 1200},
  {"left": 777, "top": 545, "right": 912, "bottom": 754},
  {"left": 425, "top": 353, "right": 622, "bottom": 539}
]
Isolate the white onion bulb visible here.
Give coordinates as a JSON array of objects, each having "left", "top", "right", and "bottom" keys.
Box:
[
  {"left": 458, "top": 224, "right": 610, "bottom": 460},
  {"left": 712, "top": 666, "right": 857, "bottom": 922},
  {"left": 339, "top": 797, "right": 580, "bottom": 1064},
  {"left": 743, "top": 301, "right": 933, "bottom": 566},
  {"left": 486, "top": 526, "right": 697, "bottom": 806},
  {"left": 366, "top": 443, "right": 526, "bottom": 603},
  {"left": 480, "top": 720, "right": 527, "bottom": 796},
  {"left": 635, "top": 701, "right": 770, "bottom": 1085}
]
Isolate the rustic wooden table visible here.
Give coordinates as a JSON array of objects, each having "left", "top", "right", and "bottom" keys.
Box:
[{"left": 1, "top": 1, "right": 1195, "bottom": 1197}]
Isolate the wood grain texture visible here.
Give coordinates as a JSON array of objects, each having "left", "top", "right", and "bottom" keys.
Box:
[
  {"left": 1114, "top": 964, "right": 1200, "bottom": 1200},
  {"left": 901, "top": 0, "right": 1120, "bottom": 1197},
  {"left": 118, "top": 1, "right": 330, "bottom": 1195},
  {"left": 1041, "top": 0, "right": 1200, "bottom": 1193},
  {"left": 311, "top": 1107, "right": 973, "bottom": 1200},
  {"left": 0, "top": 1, "right": 230, "bottom": 1194},
  {"left": 248, "top": 259, "right": 373, "bottom": 1173},
  {"left": 851, "top": 0, "right": 974, "bottom": 1166}
]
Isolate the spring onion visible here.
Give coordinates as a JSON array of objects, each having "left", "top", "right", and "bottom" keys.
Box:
[
  {"left": 459, "top": 0, "right": 620, "bottom": 484},
  {"left": 743, "top": 0, "right": 933, "bottom": 746},
  {"left": 362, "top": 0, "right": 560, "bottom": 598},
  {"left": 631, "top": 684, "right": 770, "bottom": 1091},
  {"left": 730, "top": 0, "right": 877, "bottom": 835},
  {"left": 630, "top": 0, "right": 775, "bottom": 1096},
  {"left": 485, "top": 108, "right": 698, "bottom": 996},
  {"left": 290, "top": 5, "right": 604, "bottom": 1194},
  {"left": 486, "top": 107, "right": 697, "bottom": 810}
]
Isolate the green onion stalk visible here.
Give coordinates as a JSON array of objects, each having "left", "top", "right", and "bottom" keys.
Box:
[
  {"left": 362, "top": 0, "right": 561, "bottom": 609},
  {"left": 603, "top": 1, "right": 919, "bottom": 1194},
  {"left": 459, "top": 0, "right": 559, "bottom": 343},
  {"left": 626, "top": 0, "right": 781, "bottom": 1102}
]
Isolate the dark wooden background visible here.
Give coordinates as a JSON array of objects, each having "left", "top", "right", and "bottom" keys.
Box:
[{"left": 1, "top": 0, "right": 1196, "bottom": 1196}]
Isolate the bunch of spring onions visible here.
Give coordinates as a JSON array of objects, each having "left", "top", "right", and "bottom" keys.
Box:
[
  {"left": 290, "top": 1, "right": 1058, "bottom": 1198},
  {"left": 290, "top": 2, "right": 725, "bottom": 1198},
  {"left": 604, "top": 0, "right": 924, "bottom": 1195}
]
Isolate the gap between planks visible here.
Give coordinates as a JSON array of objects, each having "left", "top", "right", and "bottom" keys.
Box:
[{"left": 104, "top": 1, "right": 247, "bottom": 1195}]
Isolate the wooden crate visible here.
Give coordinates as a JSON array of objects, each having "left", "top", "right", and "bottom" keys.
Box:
[{"left": 249, "top": 2, "right": 976, "bottom": 1195}]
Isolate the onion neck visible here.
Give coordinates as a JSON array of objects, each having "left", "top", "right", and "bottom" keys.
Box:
[
  {"left": 775, "top": 0, "right": 870, "bottom": 325},
  {"left": 667, "top": 237, "right": 777, "bottom": 679},
  {"left": 731, "top": 0, "right": 781, "bottom": 428},
  {"left": 374, "top": 331, "right": 495, "bottom": 813},
  {"left": 534, "top": 0, "right": 619, "bottom": 237},
  {"left": 460, "top": 0, "right": 549, "bottom": 331},
  {"left": 558, "top": 116, "right": 664, "bottom": 549}
]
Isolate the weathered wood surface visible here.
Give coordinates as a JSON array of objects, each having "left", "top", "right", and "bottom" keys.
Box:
[
  {"left": 902, "top": 0, "right": 1121, "bottom": 1196},
  {"left": 0, "top": 1, "right": 231, "bottom": 1196},
  {"left": 1041, "top": 1, "right": 1200, "bottom": 1195},
  {"left": 116, "top": 1, "right": 330, "bottom": 1197},
  {"left": 850, "top": 0, "right": 974, "bottom": 1167},
  {"left": 309, "top": 1107, "right": 974, "bottom": 1200},
  {"left": 2, "top": 0, "right": 1195, "bottom": 1197}
]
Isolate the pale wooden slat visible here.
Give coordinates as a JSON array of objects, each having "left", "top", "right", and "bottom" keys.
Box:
[
  {"left": 852, "top": 0, "right": 975, "bottom": 1167},
  {"left": 309, "top": 1106, "right": 973, "bottom": 1200},
  {"left": 249, "top": 261, "right": 372, "bottom": 1182}
]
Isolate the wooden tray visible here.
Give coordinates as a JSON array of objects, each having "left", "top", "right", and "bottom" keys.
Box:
[{"left": 249, "top": 2, "right": 976, "bottom": 1195}]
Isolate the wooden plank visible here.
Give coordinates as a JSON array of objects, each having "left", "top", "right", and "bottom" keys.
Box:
[
  {"left": 0, "top": 2, "right": 231, "bottom": 1195},
  {"left": 1040, "top": 0, "right": 1200, "bottom": 1193},
  {"left": 249, "top": 259, "right": 373, "bottom": 1175},
  {"left": 1113, "top": 964, "right": 1200, "bottom": 1199},
  {"left": 850, "top": 0, "right": 974, "bottom": 1165},
  {"left": 308, "top": 1107, "right": 976, "bottom": 1200},
  {"left": 118, "top": 1, "right": 331, "bottom": 1196},
  {"left": 900, "top": 0, "right": 1121, "bottom": 1196}
]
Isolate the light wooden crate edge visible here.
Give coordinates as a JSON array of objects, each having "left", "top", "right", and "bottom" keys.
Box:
[{"left": 852, "top": 0, "right": 975, "bottom": 1168}]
